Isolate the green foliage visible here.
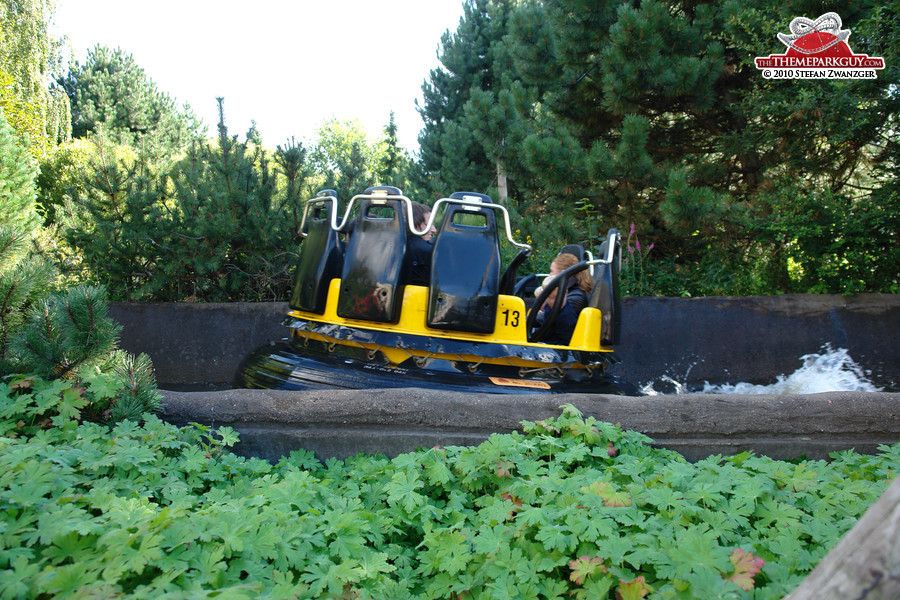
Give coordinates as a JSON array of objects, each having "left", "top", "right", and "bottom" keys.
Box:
[
  {"left": 377, "top": 111, "right": 426, "bottom": 200},
  {"left": 0, "top": 98, "right": 160, "bottom": 425},
  {"left": 106, "top": 352, "right": 162, "bottom": 423},
  {"left": 273, "top": 136, "right": 313, "bottom": 230},
  {"left": 19, "top": 0, "right": 895, "bottom": 298},
  {"left": 13, "top": 284, "right": 121, "bottom": 379},
  {"left": 0, "top": 227, "right": 54, "bottom": 371},
  {"left": 0, "top": 401, "right": 896, "bottom": 598},
  {"left": 500, "top": 198, "right": 580, "bottom": 276},
  {"left": 0, "top": 273, "right": 161, "bottom": 421},
  {"left": 0, "top": 106, "right": 39, "bottom": 232},
  {"left": 0, "top": 0, "right": 71, "bottom": 158},
  {"left": 34, "top": 137, "right": 98, "bottom": 227},
  {"left": 61, "top": 45, "right": 203, "bottom": 152},
  {"left": 0, "top": 67, "right": 45, "bottom": 159},
  {"left": 0, "top": 103, "right": 54, "bottom": 372},
  {"left": 419, "top": 0, "right": 899, "bottom": 295},
  {"left": 621, "top": 224, "right": 656, "bottom": 297},
  {"left": 311, "top": 117, "right": 388, "bottom": 201},
  {"left": 418, "top": 0, "right": 515, "bottom": 198},
  {"left": 53, "top": 105, "right": 434, "bottom": 301},
  {"left": 60, "top": 102, "right": 307, "bottom": 302},
  {"left": 753, "top": 182, "right": 900, "bottom": 294},
  {"left": 0, "top": 367, "right": 159, "bottom": 434}
]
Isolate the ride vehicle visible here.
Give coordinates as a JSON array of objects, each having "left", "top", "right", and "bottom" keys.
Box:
[{"left": 237, "top": 186, "right": 636, "bottom": 395}]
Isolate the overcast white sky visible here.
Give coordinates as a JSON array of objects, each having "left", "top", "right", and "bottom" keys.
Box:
[{"left": 53, "top": 0, "right": 466, "bottom": 152}]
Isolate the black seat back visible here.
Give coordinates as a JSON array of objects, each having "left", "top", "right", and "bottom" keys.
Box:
[
  {"left": 336, "top": 189, "right": 408, "bottom": 323},
  {"left": 588, "top": 229, "right": 622, "bottom": 346},
  {"left": 289, "top": 193, "right": 343, "bottom": 314},
  {"left": 428, "top": 193, "right": 500, "bottom": 334},
  {"left": 559, "top": 244, "right": 585, "bottom": 262}
]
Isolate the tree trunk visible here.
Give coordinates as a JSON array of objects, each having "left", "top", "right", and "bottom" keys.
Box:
[{"left": 497, "top": 160, "right": 508, "bottom": 203}]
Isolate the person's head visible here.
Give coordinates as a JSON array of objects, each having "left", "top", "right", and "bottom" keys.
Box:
[
  {"left": 534, "top": 274, "right": 558, "bottom": 304},
  {"left": 550, "top": 253, "right": 593, "bottom": 292},
  {"left": 410, "top": 201, "right": 437, "bottom": 241}
]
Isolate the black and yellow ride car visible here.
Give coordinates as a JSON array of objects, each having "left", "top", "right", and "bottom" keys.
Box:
[{"left": 237, "top": 186, "right": 637, "bottom": 395}]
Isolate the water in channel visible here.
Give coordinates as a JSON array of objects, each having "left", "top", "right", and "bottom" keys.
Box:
[{"left": 642, "top": 346, "right": 885, "bottom": 396}]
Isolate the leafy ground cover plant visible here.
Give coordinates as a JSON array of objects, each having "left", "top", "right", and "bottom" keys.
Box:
[{"left": 0, "top": 401, "right": 896, "bottom": 599}]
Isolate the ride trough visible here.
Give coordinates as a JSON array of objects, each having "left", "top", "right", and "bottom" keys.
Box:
[{"left": 237, "top": 186, "right": 638, "bottom": 395}]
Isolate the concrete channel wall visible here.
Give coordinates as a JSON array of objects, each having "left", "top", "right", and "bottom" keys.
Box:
[
  {"left": 107, "top": 294, "right": 900, "bottom": 461},
  {"left": 108, "top": 294, "right": 900, "bottom": 391},
  {"left": 160, "top": 387, "right": 900, "bottom": 463}
]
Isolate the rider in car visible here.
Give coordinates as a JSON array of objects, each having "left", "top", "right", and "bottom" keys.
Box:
[{"left": 532, "top": 252, "right": 593, "bottom": 345}]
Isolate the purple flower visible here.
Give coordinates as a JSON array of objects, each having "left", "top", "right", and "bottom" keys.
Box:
[
  {"left": 630, "top": 223, "right": 636, "bottom": 235},
  {"left": 628, "top": 245, "right": 634, "bottom": 254},
  {"left": 636, "top": 240, "right": 641, "bottom": 252}
]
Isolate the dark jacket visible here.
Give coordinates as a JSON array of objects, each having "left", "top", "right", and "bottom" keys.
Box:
[
  {"left": 407, "top": 235, "right": 433, "bottom": 285},
  {"left": 534, "top": 280, "right": 588, "bottom": 345}
]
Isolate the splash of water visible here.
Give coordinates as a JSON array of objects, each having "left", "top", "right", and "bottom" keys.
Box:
[
  {"left": 641, "top": 375, "right": 691, "bottom": 396},
  {"left": 643, "top": 346, "right": 882, "bottom": 396}
]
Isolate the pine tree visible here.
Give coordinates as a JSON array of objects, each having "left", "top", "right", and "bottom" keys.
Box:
[
  {"left": 275, "top": 137, "right": 312, "bottom": 228},
  {"left": 454, "top": 0, "right": 897, "bottom": 293},
  {"left": 65, "top": 98, "right": 302, "bottom": 302},
  {"left": 61, "top": 45, "right": 202, "bottom": 152},
  {"left": 0, "top": 106, "right": 39, "bottom": 231},
  {"left": 13, "top": 284, "right": 121, "bottom": 379},
  {"left": 378, "top": 111, "right": 403, "bottom": 185},
  {"left": 0, "top": 105, "right": 50, "bottom": 370},
  {"left": 325, "top": 140, "right": 372, "bottom": 202},
  {"left": 166, "top": 98, "right": 296, "bottom": 300},
  {"left": 0, "top": 105, "right": 160, "bottom": 419},
  {"left": 496, "top": 0, "right": 732, "bottom": 238},
  {"left": 417, "top": 0, "right": 515, "bottom": 196},
  {"left": 375, "top": 112, "right": 426, "bottom": 197},
  {"left": 61, "top": 137, "right": 156, "bottom": 297},
  {"left": 108, "top": 351, "right": 161, "bottom": 423},
  {"left": 0, "top": 227, "right": 53, "bottom": 372}
]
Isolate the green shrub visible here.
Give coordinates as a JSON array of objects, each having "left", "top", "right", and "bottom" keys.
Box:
[
  {"left": 753, "top": 182, "right": 900, "bottom": 295},
  {"left": 0, "top": 105, "right": 160, "bottom": 424},
  {"left": 0, "top": 403, "right": 896, "bottom": 598},
  {"left": 60, "top": 120, "right": 308, "bottom": 302}
]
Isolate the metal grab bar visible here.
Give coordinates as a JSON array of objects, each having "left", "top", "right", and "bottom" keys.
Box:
[
  {"left": 595, "top": 230, "right": 620, "bottom": 265},
  {"left": 298, "top": 189, "right": 533, "bottom": 252},
  {"left": 427, "top": 195, "right": 532, "bottom": 251},
  {"left": 532, "top": 231, "right": 618, "bottom": 278}
]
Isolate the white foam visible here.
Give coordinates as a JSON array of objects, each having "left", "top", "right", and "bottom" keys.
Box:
[{"left": 643, "top": 347, "right": 882, "bottom": 396}]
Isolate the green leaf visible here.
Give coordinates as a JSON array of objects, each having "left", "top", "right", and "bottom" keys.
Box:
[
  {"left": 215, "top": 426, "right": 239, "bottom": 447},
  {"left": 536, "top": 523, "right": 575, "bottom": 553},
  {"left": 471, "top": 524, "right": 507, "bottom": 557},
  {"left": 385, "top": 469, "right": 425, "bottom": 513},
  {"left": 0, "top": 555, "right": 40, "bottom": 598},
  {"left": 774, "top": 463, "right": 819, "bottom": 492},
  {"left": 36, "top": 503, "right": 99, "bottom": 544},
  {"left": 357, "top": 551, "right": 396, "bottom": 577},
  {"left": 755, "top": 497, "right": 804, "bottom": 529},
  {"left": 582, "top": 480, "right": 633, "bottom": 507},
  {"left": 56, "top": 386, "right": 88, "bottom": 420},
  {"left": 81, "top": 370, "right": 124, "bottom": 401},
  {"left": 40, "top": 563, "right": 103, "bottom": 597}
]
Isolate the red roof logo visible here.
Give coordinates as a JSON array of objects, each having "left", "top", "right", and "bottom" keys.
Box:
[{"left": 755, "top": 12, "right": 885, "bottom": 79}]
